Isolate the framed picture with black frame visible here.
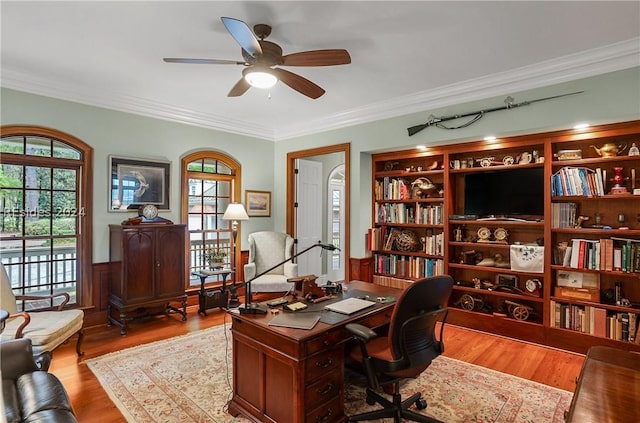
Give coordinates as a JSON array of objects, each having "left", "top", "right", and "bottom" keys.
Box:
[{"left": 109, "top": 155, "right": 171, "bottom": 212}]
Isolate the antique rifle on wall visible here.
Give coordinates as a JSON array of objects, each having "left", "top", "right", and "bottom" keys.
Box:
[{"left": 407, "top": 91, "right": 584, "bottom": 136}]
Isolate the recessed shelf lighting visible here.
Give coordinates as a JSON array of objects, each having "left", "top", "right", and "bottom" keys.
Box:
[
  {"left": 573, "top": 123, "right": 590, "bottom": 130},
  {"left": 416, "top": 145, "right": 426, "bottom": 150},
  {"left": 484, "top": 136, "right": 496, "bottom": 141}
]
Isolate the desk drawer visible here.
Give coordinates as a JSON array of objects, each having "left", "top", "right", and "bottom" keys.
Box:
[
  {"left": 305, "top": 348, "right": 342, "bottom": 381},
  {"left": 306, "top": 395, "right": 343, "bottom": 423},
  {"left": 358, "top": 309, "right": 393, "bottom": 329},
  {"left": 304, "top": 329, "right": 344, "bottom": 356},
  {"left": 305, "top": 368, "right": 342, "bottom": 409}
]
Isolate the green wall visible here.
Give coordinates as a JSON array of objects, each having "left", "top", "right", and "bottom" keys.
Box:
[
  {"left": 2, "top": 66, "right": 639, "bottom": 262},
  {"left": 0, "top": 88, "right": 274, "bottom": 262}
]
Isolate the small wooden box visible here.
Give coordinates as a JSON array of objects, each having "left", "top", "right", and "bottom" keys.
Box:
[{"left": 554, "top": 286, "right": 600, "bottom": 302}]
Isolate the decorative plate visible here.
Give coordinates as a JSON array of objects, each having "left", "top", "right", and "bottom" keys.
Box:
[{"left": 502, "top": 156, "right": 514, "bottom": 166}]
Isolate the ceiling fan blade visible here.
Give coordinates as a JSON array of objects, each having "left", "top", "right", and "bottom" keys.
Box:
[
  {"left": 274, "top": 68, "right": 325, "bottom": 99},
  {"left": 221, "top": 17, "right": 262, "bottom": 58},
  {"left": 163, "top": 58, "right": 246, "bottom": 65},
  {"left": 227, "top": 78, "right": 251, "bottom": 97},
  {"left": 282, "top": 49, "right": 351, "bottom": 67}
]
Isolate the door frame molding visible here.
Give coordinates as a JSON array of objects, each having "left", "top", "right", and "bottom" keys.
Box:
[{"left": 286, "top": 143, "right": 350, "bottom": 281}]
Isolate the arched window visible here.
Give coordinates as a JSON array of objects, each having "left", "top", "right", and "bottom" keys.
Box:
[
  {"left": 0, "top": 126, "right": 93, "bottom": 310},
  {"left": 181, "top": 151, "right": 241, "bottom": 289}
]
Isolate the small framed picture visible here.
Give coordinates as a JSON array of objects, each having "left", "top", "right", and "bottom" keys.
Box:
[
  {"left": 496, "top": 274, "right": 518, "bottom": 287},
  {"left": 245, "top": 190, "right": 271, "bottom": 217}
]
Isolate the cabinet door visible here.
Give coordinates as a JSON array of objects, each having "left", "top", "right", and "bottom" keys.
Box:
[
  {"left": 154, "top": 226, "right": 186, "bottom": 298},
  {"left": 122, "top": 229, "right": 155, "bottom": 302}
]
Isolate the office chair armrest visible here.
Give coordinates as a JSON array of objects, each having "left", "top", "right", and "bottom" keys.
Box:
[
  {"left": 15, "top": 292, "right": 70, "bottom": 310},
  {"left": 345, "top": 323, "right": 377, "bottom": 342}
]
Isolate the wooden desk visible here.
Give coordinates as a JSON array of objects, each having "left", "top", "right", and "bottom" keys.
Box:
[
  {"left": 227, "top": 281, "right": 402, "bottom": 423},
  {"left": 565, "top": 345, "right": 640, "bottom": 422}
]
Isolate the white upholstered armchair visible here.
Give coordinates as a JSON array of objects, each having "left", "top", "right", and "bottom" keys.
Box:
[{"left": 243, "top": 231, "right": 298, "bottom": 293}]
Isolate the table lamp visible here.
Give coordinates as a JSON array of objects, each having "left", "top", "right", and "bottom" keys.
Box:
[{"left": 223, "top": 202, "right": 249, "bottom": 307}]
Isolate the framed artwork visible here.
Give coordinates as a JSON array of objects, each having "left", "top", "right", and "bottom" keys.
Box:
[
  {"left": 245, "top": 190, "right": 271, "bottom": 217},
  {"left": 109, "top": 155, "right": 171, "bottom": 211}
]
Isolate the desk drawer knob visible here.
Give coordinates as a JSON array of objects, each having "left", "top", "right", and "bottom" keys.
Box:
[
  {"left": 316, "top": 382, "right": 334, "bottom": 396},
  {"left": 316, "top": 407, "right": 332, "bottom": 422},
  {"left": 316, "top": 358, "right": 333, "bottom": 369}
]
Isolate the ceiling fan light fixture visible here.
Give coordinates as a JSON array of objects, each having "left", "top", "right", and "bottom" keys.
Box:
[{"left": 243, "top": 67, "right": 278, "bottom": 89}]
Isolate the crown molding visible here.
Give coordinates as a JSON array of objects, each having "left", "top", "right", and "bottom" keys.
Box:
[
  {"left": 2, "top": 38, "right": 638, "bottom": 142},
  {"left": 274, "top": 38, "right": 640, "bottom": 140},
  {"left": 0, "top": 71, "right": 276, "bottom": 140}
]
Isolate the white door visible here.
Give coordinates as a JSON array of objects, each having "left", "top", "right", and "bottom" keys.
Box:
[{"left": 295, "top": 159, "right": 323, "bottom": 280}]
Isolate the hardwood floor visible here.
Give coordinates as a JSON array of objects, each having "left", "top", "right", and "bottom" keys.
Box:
[{"left": 49, "top": 304, "right": 585, "bottom": 422}]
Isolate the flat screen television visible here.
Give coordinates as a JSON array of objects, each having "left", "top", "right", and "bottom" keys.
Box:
[{"left": 464, "top": 167, "right": 544, "bottom": 217}]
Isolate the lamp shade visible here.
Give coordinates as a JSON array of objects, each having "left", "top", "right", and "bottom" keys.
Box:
[
  {"left": 223, "top": 203, "right": 249, "bottom": 221},
  {"left": 243, "top": 66, "right": 278, "bottom": 89}
]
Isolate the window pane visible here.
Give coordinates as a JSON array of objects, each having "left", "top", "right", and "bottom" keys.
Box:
[
  {"left": 53, "top": 168, "right": 76, "bottom": 190},
  {"left": 25, "top": 137, "right": 51, "bottom": 157},
  {"left": 52, "top": 140, "right": 81, "bottom": 160},
  {"left": 217, "top": 161, "right": 232, "bottom": 175},
  {"left": 187, "top": 160, "right": 203, "bottom": 172},
  {"left": 202, "top": 159, "right": 217, "bottom": 174},
  {"left": 0, "top": 136, "right": 24, "bottom": 154}
]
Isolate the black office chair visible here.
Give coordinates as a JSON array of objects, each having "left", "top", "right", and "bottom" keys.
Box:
[{"left": 345, "top": 275, "right": 453, "bottom": 423}]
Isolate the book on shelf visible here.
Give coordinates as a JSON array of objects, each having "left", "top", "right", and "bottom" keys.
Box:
[
  {"left": 552, "top": 166, "right": 605, "bottom": 197},
  {"left": 550, "top": 302, "right": 639, "bottom": 343}
]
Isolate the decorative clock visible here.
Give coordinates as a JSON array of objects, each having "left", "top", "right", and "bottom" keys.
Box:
[
  {"left": 525, "top": 278, "right": 542, "bottom": 296},
  {"left": 493, "top": 227, "right": 509, "bottom": 244},
  {"left": 477, "top": 227, "right": 491, "bottom": 243},
  {"left": 137, "top": 204, "right": 173, "bottom": 224},
  {"left": 140, "top": 204, "right": 158, "bottom": 220}
]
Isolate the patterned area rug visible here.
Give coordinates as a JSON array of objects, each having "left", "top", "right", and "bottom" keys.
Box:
[{"left": 86, "top": 324, "right": 572, "bottom": 423}]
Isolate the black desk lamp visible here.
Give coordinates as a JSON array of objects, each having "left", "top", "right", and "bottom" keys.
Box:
[
  {"left": 238, "top": 241, "right": 339, "bottom": 314},
  {"left": 222, "top": 202, "right": 249, "bottom": 308}
]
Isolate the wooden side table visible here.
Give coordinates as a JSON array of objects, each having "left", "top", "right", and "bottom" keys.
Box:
[{"left": 192, "top": 269, "right": 231, "bottom": 315}]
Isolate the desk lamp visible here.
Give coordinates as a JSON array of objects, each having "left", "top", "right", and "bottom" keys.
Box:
[{"left": 222, "top": 202, "right": 249, "bottom": 307}]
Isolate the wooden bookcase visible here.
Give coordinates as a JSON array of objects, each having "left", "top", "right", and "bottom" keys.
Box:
[{"left": 370, "top": 120, "right": 640, "bottom": 353}]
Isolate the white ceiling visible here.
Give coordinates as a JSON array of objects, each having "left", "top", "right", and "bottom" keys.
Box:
[{"left": 2, "top": 1, "right": 639, "bottom": 141}]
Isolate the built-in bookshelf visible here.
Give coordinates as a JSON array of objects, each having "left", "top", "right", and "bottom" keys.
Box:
[
  {"left": 368, "top": 120, "right": 640, "bottom": 353},
  {"left": 369, "top": 150, "right": 447, "bottom": 289}
]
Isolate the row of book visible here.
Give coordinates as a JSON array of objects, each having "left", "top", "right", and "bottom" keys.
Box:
[
  {"left": 550, "top": 202, "right": 577, "bottom": 228},
  {"left": 556, "top": 237, "right": 640, "bottom": 273},
  {"left": 551, "top": 166, "right": 606, "bottom": 197},
  {"left": 375, "top": 177, "right": 410, "bottom": 200},
  {"left": 550, "top": 300, "right": 640, "bottom": 343},
  {"left": 373, "top": 254, "right": 444, "bottom": 279},
  {"left": 374, "top": 203, "right": 443, "bottom": 225},
  {"left": 372, "top": 275, "right": 413, "bottom": 289}
]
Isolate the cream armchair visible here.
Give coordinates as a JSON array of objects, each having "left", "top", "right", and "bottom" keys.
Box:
[
  {"left": 0, "top": 263, "right": 84, "bottom": 370},
  {"left": 243, "top": 231, "right": 298, "bottom": 293}
]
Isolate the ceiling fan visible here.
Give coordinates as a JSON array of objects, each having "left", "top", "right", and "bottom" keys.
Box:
[{"left": 163, "top": 17, "right": 351, "bottom": 99}]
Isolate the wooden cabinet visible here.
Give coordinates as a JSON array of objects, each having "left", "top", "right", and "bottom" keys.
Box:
[
  {"left": 370, "top": 150, "right": 447, "bottom": 288},
  {"left": 369, "top": 120, "right": 640, "bottom": 353},
  {"left": 108, "top": 223, "right": 188, "bottom": 334}
]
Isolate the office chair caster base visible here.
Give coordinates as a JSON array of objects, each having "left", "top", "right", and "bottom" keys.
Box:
[{"left": 415, "top": 397, "right": 427, "bottom": 410}]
